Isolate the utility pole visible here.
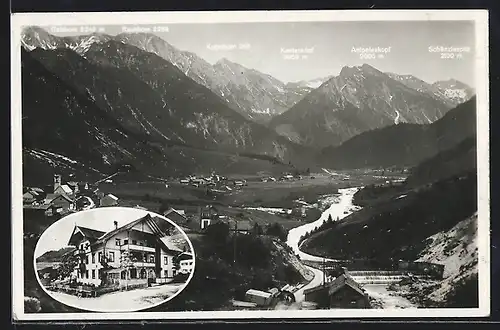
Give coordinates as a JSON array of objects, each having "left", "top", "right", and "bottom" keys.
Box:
[
  {"left": 322, "top": 257, "right": 326, "bottom": 285},
  {"left": 233, "top": 220, "right": 238, "bottom": 265}
]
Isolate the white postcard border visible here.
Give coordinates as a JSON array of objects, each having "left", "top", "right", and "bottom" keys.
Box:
[{"left": 11, "top": 9, "right": 490, "bottom": 321}]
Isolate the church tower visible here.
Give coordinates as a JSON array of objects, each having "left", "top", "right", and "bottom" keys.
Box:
[{"left": 54, "top": 174, "right": 62, "bottom": 193}]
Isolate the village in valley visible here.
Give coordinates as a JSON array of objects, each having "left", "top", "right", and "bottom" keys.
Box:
[{"left": 23, "top": 167, "right": 431, "bottom": 311}]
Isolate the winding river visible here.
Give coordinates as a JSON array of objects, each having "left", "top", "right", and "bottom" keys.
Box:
[{"left": 286, "top": 187, "right": 361, "bottom": 301}]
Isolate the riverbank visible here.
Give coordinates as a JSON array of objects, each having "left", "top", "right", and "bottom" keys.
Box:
[
  {"left": 285, "top": 187, "right": 361, "bottom": 303},
  {"left": 286, "top": 187, "right": 361, "bottom": 263},
  {"left": 285, "top": 186, "right": 425, "bottom": 309}
]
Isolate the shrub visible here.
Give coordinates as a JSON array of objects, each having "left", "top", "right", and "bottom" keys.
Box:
[
  {"left": 24, "top": 296, "right": 41, "bottom": 313},
  {"left": 265, "top": 223, "right": 287, "bottom": 242}
]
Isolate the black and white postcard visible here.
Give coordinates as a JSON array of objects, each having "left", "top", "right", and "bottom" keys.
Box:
[{"left": 10, "top": 10, "right": 490, "bottom": 321}]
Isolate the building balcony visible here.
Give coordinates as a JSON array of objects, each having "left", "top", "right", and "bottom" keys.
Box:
[
  {"left": 131, "top": 261, "right": 156, "bottom": 268},
  {"left": 120, "top": 244, "right": 155, "bottom": 253}
]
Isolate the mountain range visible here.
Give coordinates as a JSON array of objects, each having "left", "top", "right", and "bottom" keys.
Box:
[
  {"left": 21, "top": 26, "right": 474, "bottom": 129},
  {"left": 20, "top": 26, "right": 476, "bottom": 182},
  {"left": 21, "top": 44, "right": 311, "bottom": 185},
  {"left": 22, "top": 27, "right": 317, "bottom": 124},
  {"left": 269, "top": 64, "right": 473, "bottom": 148},
  {"left": 318, "top": 97, "right": 477, "bottom": 169}
]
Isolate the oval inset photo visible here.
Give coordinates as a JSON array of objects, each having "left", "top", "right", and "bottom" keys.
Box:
[{"left": 34, "top": 207, "right": 195, "bottom": 312}]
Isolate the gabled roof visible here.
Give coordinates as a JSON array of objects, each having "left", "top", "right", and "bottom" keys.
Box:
[
  {"left": 23, "top": 191, "right": 35, "bottom": 198},
  {"left": 328, "top": 274, "right": 365, "bottom": 296},
  {"left": 159, "top": 236, "right": 183, "bottom": 253},
  {"left": 93, "top": 215, "right": 152, "bottom": 245},
  {"left": 176, "top": 252, "right": 194, "bottom": 261},
  {"left": 68, "top": 225, "right": 106, "bottom": 246},
  {"left": 304, "top": 274, "right": 366, "bottom": 297},
  {"left": 78, "top": 226, "right": 106, "bottom": 240},
  {"left": 163, "top": 208, "right": 187, "bottom": 218},
  {"left": 23, "top": 204, "right": 53, "bottom": 210},
  {"left": 246, "top": 289, "right": 272, "bottom": 299},
  {"left": 45, "top": 193, "right": 74, "bottom": 204},
  {"left": 102, "top": 194, "right": 119, "bottom": 200},
  {"left": 92, "top": 214, "right": 181, "bottom": 253},
  {"left": 57, "top": 185, "right": 73, "bottom": 194},
  {"left": 163, "top": 208, "right": 188, "bottom": 225}
]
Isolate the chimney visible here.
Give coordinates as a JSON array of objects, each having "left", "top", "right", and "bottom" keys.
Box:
[{"left": 113, "top": 221, "right": 118, "bottom": 229}]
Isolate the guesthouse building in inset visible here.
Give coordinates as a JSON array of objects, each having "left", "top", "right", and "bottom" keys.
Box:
[{"left": 68, "top": 214, "right": 183, "bottom": 288}]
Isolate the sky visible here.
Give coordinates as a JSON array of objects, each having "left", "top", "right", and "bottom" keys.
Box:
[
  {"left": 35, "top": 208, "right": 152, "bottom": 258},
  {"left": 45, "top": 20, "right": 476, "bottom": 87}
]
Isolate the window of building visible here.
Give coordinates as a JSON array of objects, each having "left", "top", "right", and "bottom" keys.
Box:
[
  {"left": 164, "top": 270, "right": 168, "bottom": 277},
  {"left": 85, "top": 270, "right": 89, "bottom": 279},
  {"left": 123, "top": 239, "right": 128, "bottom": 245},
  {"left": 201, "top": 219, "right": 211, "bottom": 229},
  {"left": 98, "top": 252, "right": 102, "bottom": 263},
  {"left": 115, "top": 238, "right": 121, "bottom": 246},
  {"left": 86, "top": 256, "right": 89, "bottom": 264},
  {"left": 149, "top": 255, "right": 155, "bottom": 263},
  {"left": 132, "top": 240, "right": 137, "bottom": 245},
  {"left": 92, "top": 270, "right": 95, "bottom": 279},
  {"left": 108, "top": 251, "right": 115, "bottom": 262},
  {"left": 164, "top": 256, "right": 168, "bottom": 265},
  {"left": 92, "top": 253, "right": 95, "bottom": 263}
]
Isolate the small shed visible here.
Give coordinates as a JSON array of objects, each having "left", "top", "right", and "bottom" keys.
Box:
[
  {"left": 304, "top": 273, "right": 370, "bottom": 309},
  {"left": 245, "top": 289, "right": 273, "bottom": 307},
  {"left": 100, "top": 194, "right": 119, "bottom": 207}
]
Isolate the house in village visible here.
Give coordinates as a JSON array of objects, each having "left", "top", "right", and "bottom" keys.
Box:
[
  {"left": 68, "top": 214, "right": 184, "bottom": 288},
  {"left": 303, "top": 269, "right": 370, "bottom": 309},
  {"left": 23, "top": 187, "right": 46, "bottom": 205},
  {"left": 176, "top": 252, "right": 194, "bottom": 275},
  {"left": 163, "top": 208, "right": 192, "bottom": 228},
  {"left": 43, "top": 193, "right": 75, "bottom": 215},
  {"left": 225, "top": 218, "right": 253, "bottom": 234},
  {"left": 23, "top": 203, "right": 57, "bottom": 217},
  {"left": 245, "top": 289, "right": 274, "bottom": 307},
  {"left": 100, "top": 194, "right": 119, "bottom": 207},
  {"left": 198, "top": 205, "right": 219, "bottom": 230}
]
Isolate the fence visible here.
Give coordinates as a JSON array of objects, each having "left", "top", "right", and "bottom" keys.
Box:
[
  {"left": 156, "top": 277, "right": 174, "bottom": 284},
  {"left": 47, "top": 278, "right": 150, "bottom": 298}
]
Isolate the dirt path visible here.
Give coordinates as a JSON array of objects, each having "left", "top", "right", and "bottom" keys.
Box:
[{"left": 48, "top": 283, "right": 184, "bottom": 312}]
